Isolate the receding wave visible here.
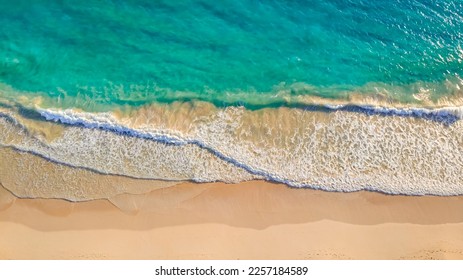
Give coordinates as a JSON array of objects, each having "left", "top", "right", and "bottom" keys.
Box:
[{"left": 1, "top": 98, "right": 463, "bottom": 196}]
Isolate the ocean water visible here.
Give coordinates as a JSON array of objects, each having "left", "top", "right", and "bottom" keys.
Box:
[
  {"left": 1, "top": 0, "right": 463, "bottom": 107},
  {"left": 1, "top": 0, "right": 463, "bottom": 197}
]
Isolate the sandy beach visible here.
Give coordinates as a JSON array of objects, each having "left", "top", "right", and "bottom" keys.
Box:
[
  {"left": 1, "top": 0, "right": 463, "bottom": 263},
  {"left": 1, "top": 178, "right": 463, "bottom": 259}
]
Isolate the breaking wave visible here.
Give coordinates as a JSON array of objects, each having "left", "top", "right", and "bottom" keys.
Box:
[{"left": 1, "top": 100, "right": 463, "bottom": 196}]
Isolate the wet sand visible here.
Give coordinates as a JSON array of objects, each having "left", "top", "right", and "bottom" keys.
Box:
[{"left": 1, "top": 180, "right": 463, "bottom": 259}]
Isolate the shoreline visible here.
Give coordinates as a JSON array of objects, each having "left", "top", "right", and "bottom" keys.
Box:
[
  {"left": 2, "top": 103, "right": 463, "bottom": 196},
  {"left": 1, "top": 102, "right": 463, "bottom": 259},
  {"left": 1, "top": 180, "right": 463, "bottom": 259}
]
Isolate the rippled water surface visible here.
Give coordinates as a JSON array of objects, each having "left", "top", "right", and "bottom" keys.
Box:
[{"left": 1, "top": 0, "right": 463, "bottom": 107}]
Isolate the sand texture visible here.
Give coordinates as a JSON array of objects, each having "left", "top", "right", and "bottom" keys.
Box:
[{"left": 1, "top": 179, "right": 463, "bottom": 259}]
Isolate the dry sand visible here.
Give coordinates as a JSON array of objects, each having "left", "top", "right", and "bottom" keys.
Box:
[{"left": 1, "top": 180, "right": 463, "bottom": 259}]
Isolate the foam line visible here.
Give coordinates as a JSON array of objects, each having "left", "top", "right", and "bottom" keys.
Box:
[
  {"left": 1, "top": 105, "right": 460, "bottom": 196},
  {"left": 35, "top": 104, "right": 463, "bottom": 196},
  {"left": 37, "top": 108, "right": 299, "bottom": 186},
  {"left": 304, "top": 104, "right": 463, "bottom": 125}
]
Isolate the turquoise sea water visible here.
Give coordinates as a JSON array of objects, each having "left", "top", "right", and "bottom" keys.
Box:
[{"left": 1, "top": 0, "right": 463, "bottom": 109}]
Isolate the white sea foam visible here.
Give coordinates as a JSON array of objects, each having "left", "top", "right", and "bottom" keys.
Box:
[
  {"left": 1, "top": 103, "right": 463, "bottom": 196},
  {"left": 355, "top": 104, "right": 463, "bottom": 120}
]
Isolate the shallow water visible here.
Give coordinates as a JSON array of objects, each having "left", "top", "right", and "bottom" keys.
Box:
[{"left": 1, "top": 102, "right": 463, "bottom": 196}]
